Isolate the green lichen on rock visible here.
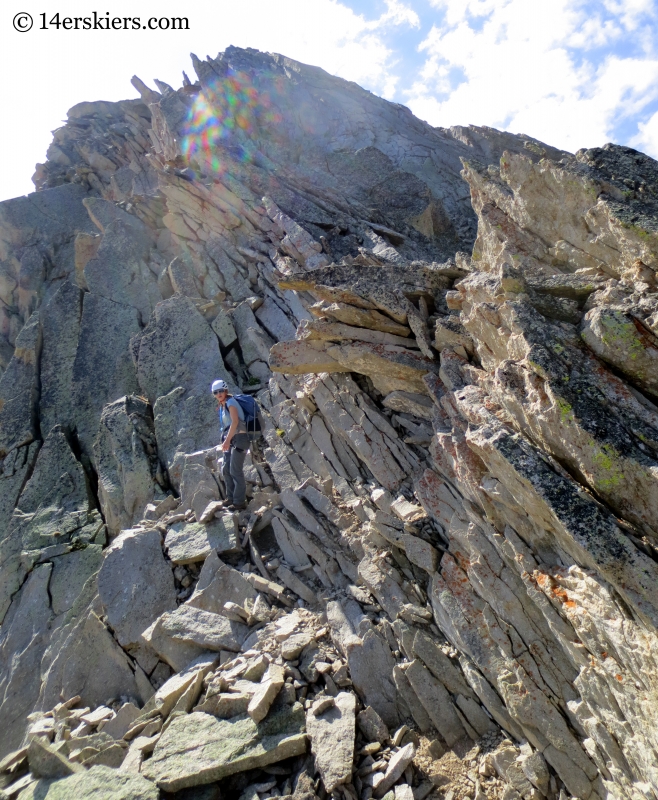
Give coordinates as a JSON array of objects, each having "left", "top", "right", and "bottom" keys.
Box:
[
  {"left": 581, "top": 307, "right": 658, "bottom": 397},
  {"left": 18, "top": 765, "right": 159, "bottom": 800},
  {"left": 556, "top": 397, "right": 573, "bottom": 423},
  {"left": 597, "top": 311, "right": 645, "bottom": 362},
  {"left": 141, "top": 704, "right": 307, "bottom": 791},
  {"left": 592, "top": 443, "right": 624, "bottom": 490}
]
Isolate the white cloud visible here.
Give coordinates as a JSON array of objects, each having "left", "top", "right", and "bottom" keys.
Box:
[
  {"left": 406, "top": 0, "right": 658, "bottom": 155},
  {"left": 631, "top": 110, "right": 658, "bottom": 155},
  {"left": 365, "top": 0, "right": 421, "bottom": 30}
]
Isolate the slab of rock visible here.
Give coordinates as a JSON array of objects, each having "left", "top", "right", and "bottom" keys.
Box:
[
  {"left": 0, "top": 312, "right": 41, "bottom": 458},
  {"left": 455, "top": 695, "right": 495, "bottom": 737},
  {"left": 0, "top": 567, "right": 63, "bottom": 755},
  {"left": 311, "top": 696, "right": 335, "bottom": 716},
  {"left": 38, "top": 597, "right": 153, "bottom": 724},
  {"left": 144, "top": 605, "right": 248, "bottom": 660},
  {"left": 358, "top": 555, "right": 411, "bottom": 621},
  {"left": 136, "top": 294, "right": 231, "bottom": 404},
  {"left": 274, "top": 611, "right": 303, "bottom": 641},
  {"left": 118, "top": 742, "right": 143, "bottom": 775},
  {"left": 49, "top": 546, "right": 103, "bottom": 618},
  {"left": 180, "top": 459, "right": 220, "bottom": 515},
  {"left": 244, "top": 573, "right": 293, "bottom": 606},
  {"left": 27, "top": 737, "right": 83, "bottom": 779},
  {"left": 392, "top": 665, "right": 433, "bottom": 734},
  {"left": 199, "top": 500, "right": 225, "bottom": 523},
  {"left": 414, "top": 469, "right": 462, "bottom": 529},
  {"left": 70, "top": 292, "right": 143, "bottom": 458},
  {"left": 374, "top": 742, "right": 416, "bottom": 798},
  {"left": 187, "top": 551, "right": 257, "bottom": 614},
  {"left": 93, "top": 395, "right": 161, "bottom": 535},
  {"left": 382, "top": 390, "right": 434, "bottom": 420},
  {"left": 154, "top": 655, "right": 217, "bottom": 718},
  {"left": 310, "top": 301, "right": 412, "bottom": 336},
  {"left": 271, "top": 517, "right": 310, "bottom": 569},
  {"left": 275, "top": 566, "right": 316, "bottom": 605},
  {"left": 211, "top": 308, "right": 238, "bottom": 349},
  {"left": 19, "top": 764, "right": 158, "bottom": 799},
  {"left": 99, "top": 703, "right": 140, "bottom": 739},
  {"left": 400, "top": 534, "right": 438, "bottom": 572},
  {"left": 141, "top": 705, "right": 307, "bottom": 791},
  {"left": 197, "top": 692, "right": 251, "bottom": 718},
  {"left": 263, "top": 196, "right": 329, "bottom": 270},
  {"left": 165, "top": 517, "right": 239, "bottom": 564},
  {"left": 248, "top": 664, "right": 285, "bottom": 723},
  {"left": 97, "top": 527, "right": 176, "bottom": 649},
  {"left": 256, "top": 297, "right": 297, "bottom": 341},
  {"left": 298, "top": 319, "right": 418, "bottom": 349},
  {"left": 83, "top": 215, "right": 157, "bottom": 324},
  {"left": 37, "top": 281, "right": 83, "bottom": 444},
  {"left": 243, "top": 654, "right": 270, "bottom": 682},
  {"left": 307, "top": 691, "right": 356, "bottom": 792},
  {"left": 80, "top": 706, "right": 114, "bottom": 726},
  {"left": 145, "top": 495, "right": 179, "bottom": 520},
  {"left": 357, "top": 706, "right": 390, "bottom": 744},
  {"left": 231, "top": 302, "right": 269, "bottom": 366},
  {"left": 14, "top": 425, "right": 90, "bottom": 521},
  {"left": 269, "top": 340, "right": 351, "bottom": 375},
  {"left": 0, "top": 746, "right": 27, "bottom": 773},
  {"left": 405, "top": 659, "right": 466, "bottom": 746},
  {"left": 346, "top": 629, "right": 400, "bottom": 728},
  {"left": 81, "top": 742, "right": 126, "bottom": 768},
  {"left": 325, "top": 342, "right": 438, "bottom": 394},
  {"left": 314, "top": 374, "right": 415, "bottom": 491},
  {"left": 581, "top": 306, "right": 658, "bottom": 398},
  {"left": 411, "top": 631, "right": 475, "bottom": 700},
  {"left": 140, "top": 624, "right": 208, "bottom": 673},
  {"left": 491, "top": 743, "right": 538, "bottom": 799},
  {"left": 152, "top": 388, "right": 223, "bottom": 491},
  {"left": 281, "top": 632, "right": 313, "bottom": 660},
  {"left": 390, "top": 497, "right": 425, "bottom": 522},
  {"left": 433, "top": 315, "right": 474, "bottom": 354},
  {"left": 519, "top": 750, "right": 551, "bottom": 796},
  {"left": 369, "top": 488, "right": 393, "bottom": 516},
  {"left": 127, "top": 733, "right": 160, "bottom": 756}
]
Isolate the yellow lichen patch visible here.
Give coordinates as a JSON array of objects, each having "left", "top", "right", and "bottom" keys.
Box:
[
  {"left": 526, "top": 358, "right": 548, "bottom": 379},
  {"left": 598, "top": 312, "right": 645, "bottom": 362},
  {"left": 555, "top": 397, "right": 573, "bottom": 423},
  {"left": 592, "top": 443, "right": 624, "bottom": 489}
]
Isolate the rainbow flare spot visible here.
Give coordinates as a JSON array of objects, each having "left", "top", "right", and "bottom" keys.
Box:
[{"left": 182, "top": 69, "right": 283, "bottom": 176}]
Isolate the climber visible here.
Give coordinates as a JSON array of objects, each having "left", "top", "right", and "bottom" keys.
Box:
[{"left": 212, "top": 379, "right": 253, "bottom": 511}]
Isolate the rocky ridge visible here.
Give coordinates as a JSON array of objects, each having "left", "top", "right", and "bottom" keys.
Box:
[{"left": 1, "top": 45, "right": 658, "bottom": 800}]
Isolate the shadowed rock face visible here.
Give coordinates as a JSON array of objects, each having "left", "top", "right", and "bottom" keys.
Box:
[{"left": 1, "top": 44, "right": 658, "bottom": 800}]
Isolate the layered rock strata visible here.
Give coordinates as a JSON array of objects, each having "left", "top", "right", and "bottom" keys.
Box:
[{"left": 0, "top": 45, "right": 657, "bottom": 800}]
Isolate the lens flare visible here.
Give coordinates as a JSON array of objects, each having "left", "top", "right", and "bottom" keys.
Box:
[{"left": 182, "top": 69, "right": 283, "bottom": 176}]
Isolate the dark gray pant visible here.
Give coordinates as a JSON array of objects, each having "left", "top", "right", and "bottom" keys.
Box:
[{"left": 222, "top": 433, "right": 250, "bottom": 506}]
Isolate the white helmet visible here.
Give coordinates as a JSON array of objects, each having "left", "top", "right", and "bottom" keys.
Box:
[{"left": 211, "top": 379, "right": 228, "bottom": 393}]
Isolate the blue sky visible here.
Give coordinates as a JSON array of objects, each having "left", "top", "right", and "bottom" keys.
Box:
[
  {"left": 3, "top": 0, "right": 658, "bottom": 201},
  {"left": 345, "top": 0, "right": 658, "bottom": 154}
]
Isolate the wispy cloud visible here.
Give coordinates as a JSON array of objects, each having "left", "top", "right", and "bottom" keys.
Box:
[
  {"left": 403, "top": 0, "right": 658, "bottom": 154},
  {"left": 293, "top": 0, "right": 420, "bottom": 97}
]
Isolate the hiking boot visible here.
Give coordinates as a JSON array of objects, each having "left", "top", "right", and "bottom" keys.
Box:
[{"left": 230, "top": 502, "right": 247, "bottom": 511}]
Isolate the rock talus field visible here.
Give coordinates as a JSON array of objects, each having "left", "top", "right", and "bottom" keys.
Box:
[{"left": 1, "top": 45, "right": 658, "bottom": 800}]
